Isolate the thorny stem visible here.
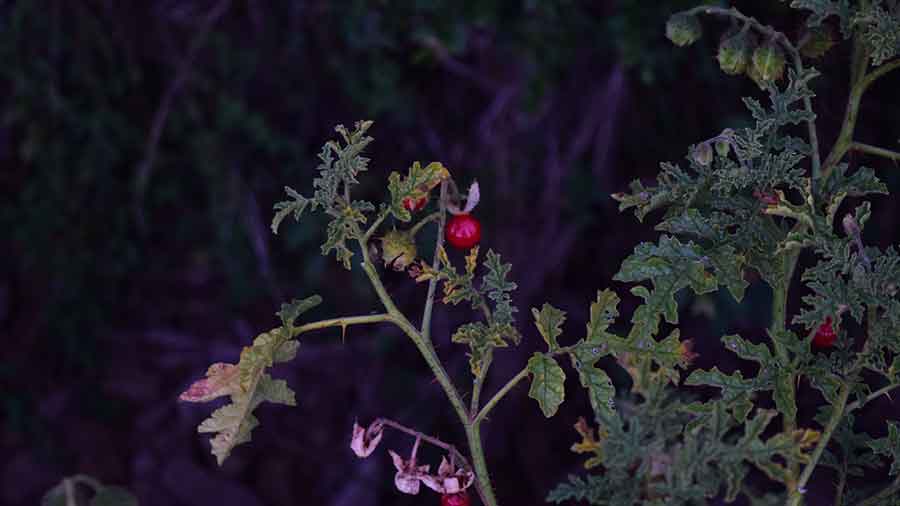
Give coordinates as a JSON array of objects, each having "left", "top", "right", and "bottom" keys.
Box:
[
  {"left": 787, "top": 384, "right": 851, "bottom": 506},
  {"left": 356, "top": 234, "right": 499, "bottom": 506},
  {"left": 291, "top": 313, "right": 394, "bottom": 338},
  {"left": 845, "top": 382, "right": 899, "bottom": 412}
]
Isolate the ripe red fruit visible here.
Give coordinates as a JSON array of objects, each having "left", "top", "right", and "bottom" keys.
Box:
[
  {"left": 445, "top": 214, "right": 481, "bottom": 249},
  {"left": 813, "top": 316, "right": 837, "bottom": 348},
  {"left": 441, "top": 492, "right": 470, "bottom": 506},
  {"left": 403, "top": 196, "right": 428, "bottom": 212}
]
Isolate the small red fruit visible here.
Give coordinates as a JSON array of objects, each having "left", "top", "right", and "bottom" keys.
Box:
[
  {"left": 441, "top": 492, "right": 470, "bottom": 506},
  {"left": 403, "top": 196, "right": 428, "bottom": 212},
  {"left": 812, "top": 316, "right": 837, "bottom": 348},
  {"left": 445, "top": 214, "right": 481, "bottom": 249}
]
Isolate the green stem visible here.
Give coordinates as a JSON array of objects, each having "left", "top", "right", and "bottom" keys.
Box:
[
  {"left": 474, "top": 367, "right": 530, "bottom": 425},
  {"left": 851, "top": 142, "right": 900, "bottom": 162},
  {"left": 471, "top": 351, "right": 492, "bottom": 414},
  {"left": 291, "top": 313, "right": 394, "bottom": 338},
  {"left": 834, "top": 458, "right": 848, "bottom": 506},
  {"left": 786, "top": 383, "right": 850, "bottom": 506},
  {"left": 845, "top": 382, "right": 899, "bottom": 412},
  {"left": 357, "top": 238, "right": 499, "bottom": 506},
  {"left": 465, "top": 422, "right": 494, "bottom": 505},
  {"left": 409, "top": 211, "right": 442, "bottom": 237},
  {"left": 421, "top": 182, "right": 448, "bottom": 341},
  {"left": 363, "top": 208, "right": 390, "bottom": 243},
  {"left": 822, "top": 59, "right": 900, "bottom": 179}
]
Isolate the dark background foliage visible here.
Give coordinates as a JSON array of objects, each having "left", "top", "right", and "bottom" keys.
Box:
[{"left": 1, "top": 1, "right": 899, "bottom": 505}]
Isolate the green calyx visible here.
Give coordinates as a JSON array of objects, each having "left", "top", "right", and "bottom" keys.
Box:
[
  {"left": 799, "top": 26, "right": 836, "bottom": 59},
  {"left": 751, "top": 41, "right": 786, "bottom": 83},
  {"left": 666, "top": 12, "right": 702, "bottom": 47},
  {"left": 717, "top": 30, "right": 754, "bottom": 75},
  {"left": 380, "top": 229, "right": 418, "bottom": 271}
]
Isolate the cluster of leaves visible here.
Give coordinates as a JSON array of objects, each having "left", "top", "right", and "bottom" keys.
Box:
[
  {"left": 272, "top": 121, "right": 377, "bottom": 269},
  {"left": 551, "top": 2, "right": 900, "bottom": 504},
  {"left": 417, "top": 246, "right": 521, "bottom": 376},
  {"left": 179, "top": 296, "right": 322, "bottom": 464}
]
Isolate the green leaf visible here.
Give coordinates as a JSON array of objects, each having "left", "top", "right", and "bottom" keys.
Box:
[
  {"left": 527, "top": 352, "right": 566, "bottom": 418},
  {"left": 482, "top": 249, "right": 519, "bottom": 331},
  {"left": 387, "top": 161, "right": 449, "bottom": 222},
  {"left": 277, "top": 295, "right": 323, "bottom": 329},
  {"left": 869, "top": 421, "right": 900, "bottom": 475},
  {"left": 533, "top": 303, "right": 566, "bottom": 351},
  {"left": 722, "top": 334, "right": 773, "bottom": 364},
  {"left": 90, "top": 487, "right": 139, "bottom": 506},
  {"left": 685, "top": 367, "right": 774, "bottom": 402},
  {"left": 271, "top": 186, "right": 309, "bottom": 234},
  {"left": 451, "top": 322, "right": 509, "bottom": 376},
  {"left": 182, "top": 299, "right": 318, "bottom": 465},
  {"left": 614, "top": 236, "right": 718, "bottom": 343}
]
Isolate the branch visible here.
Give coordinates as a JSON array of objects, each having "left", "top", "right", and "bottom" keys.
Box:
[
  {"left": 375, "top": 417, "right": 473, "bottom": 473},
  {"left": 845, "top": 383, "right": 899, "bottom": 413},
  {"left": 421, "top": 181, "right": 448, "bottom": 341},
  {"left": 787, "top": 383, "right": 850, "bottom": 506},
  {"left": 851, "top": 142, "right": 900, "bottom": 162},
  {"left": 474, "top": 367, "right": 529, "bottom": 425},
  {"left": 291, "top": 313, "right": 394, "bottom": 339},
  {"left": 133, "top": 0, "right": 232, "bottom": 232}
]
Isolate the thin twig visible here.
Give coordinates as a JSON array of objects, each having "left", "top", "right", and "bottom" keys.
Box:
[
  {"left": 375, "top": 417, "right": 472, "bottom": 472},
  {"left": 133, "top": 0, "right": 232, "bottom": 232},
  {"left": 851, "top": 142, "right": 900, "bottom": 162},
  {"left": 421, "top": 181, "right": 448, "bottom": 341}
]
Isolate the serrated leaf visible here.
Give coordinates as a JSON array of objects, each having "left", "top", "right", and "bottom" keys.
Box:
[
  {"left": 387, "top": 161, "right": 449, "bottom": 222},
  {"left": 685, "top": 367, "right": 774, "bottom": 402},
  {"left": 527, "top": 352, "right": 566, "bottom": 418},
  {"left": 614, "top": 236, "right": 718, "bottom": 343},
  {"left": 722, "top": 334, "right": 773, "bottom": 364},
  {"left": 533, "top": 303, "right": 566, "bottom": 351},
  {"left": 869, "top": 421, "right": 900, "bottom": 475},
  {"left": 183, "top": 300, "right": 316, "bottom": 465}
]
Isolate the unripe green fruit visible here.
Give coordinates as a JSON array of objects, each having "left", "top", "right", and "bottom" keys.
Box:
[
  {"left": 380, "top": 230, "right": 417, "bottom": 271},
  {"left": 800, "top": 26, "right": 836, "bottom": 59},
  {"left": 717, "top": 31, "right": 753, "bottom": 75},
  {"left": 666, "top": 13, "right": 702, "bottom": 47},
  {"left": 715, "top": 140, "right": 731, "bottom": 158},
  {"left": 752, "top": 42, "right": 786, "bottom": 83}
]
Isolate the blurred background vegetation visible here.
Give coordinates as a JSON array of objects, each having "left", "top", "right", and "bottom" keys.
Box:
[{"left": 1, "top": 1, "right": 898, "bottom": 505}]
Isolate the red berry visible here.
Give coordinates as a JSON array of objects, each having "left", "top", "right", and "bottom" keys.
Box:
[
  {"left": 445, "top": 214, "right": 481, "bottom": 249},
  {"left": 403, "top": 196, "right": 428, "bottom": 212},
  {"left": 812, "top": 316, "right": 837, "bottom": 348},
  {"left": 441, "top": 492, "right": 470, "bottom": 506}
]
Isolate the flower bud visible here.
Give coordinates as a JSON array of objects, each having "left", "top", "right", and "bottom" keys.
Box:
[
  {"left": 381, "top": 230, "right": 417, "bottom": 271},
  {"left": 717, "top": 30, "right": 754, "bottom": 75},
  {"left": 692, "top": 142, "right": 714, "bottom": 167},
  {"left": 752, "top": 41, "right": 786, "bottom": 83},
  {"left": 666, "top": 13, "right": 702, "bottom": 47}
]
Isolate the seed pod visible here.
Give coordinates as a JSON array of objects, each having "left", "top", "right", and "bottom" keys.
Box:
[
  {"left": 752, "top": 41, "right": 786, "bottom": 83},
  {"left": 692, "top": 142, "right": 714, "bottom": 167},
  {"left": 380, "top": 230, "right": 417, "bottom": 271},
  {"left": 666, "top": 13, "right": 702, "bottom": 47},
  {"left": 799, "top": 26, "right": 836, "bottom": 59},
  {"left": 717, "top": 30, "right": 754, "bottom": 75}
]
